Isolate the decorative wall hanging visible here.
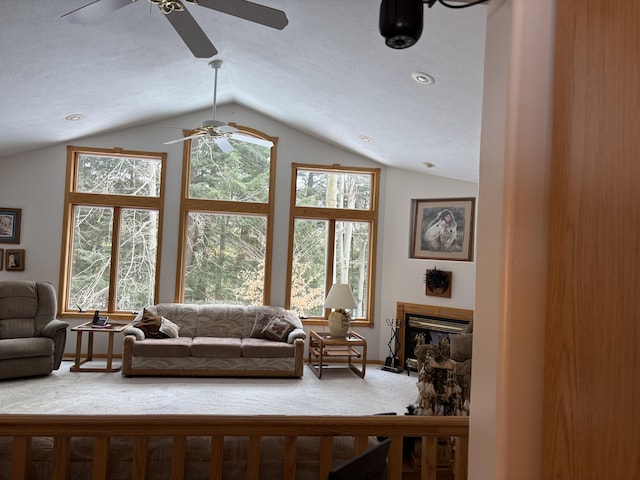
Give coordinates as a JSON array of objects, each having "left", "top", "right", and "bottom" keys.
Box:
[
  {"left": 5, "top": 249, "right": 25, "bottom": 271},
  {"left": 424, "top": 267, "right": 452, "bottom": 298},
  {"left": 0, "top": 208, "right": 21, "bottom": 244},
  {"left": 410, "top": 198, "right": 475, "bottom": 261}
]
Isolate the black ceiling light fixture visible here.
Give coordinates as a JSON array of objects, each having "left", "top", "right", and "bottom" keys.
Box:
[{"left": 380, "top": 0, "right": 488, "bottom": 49}]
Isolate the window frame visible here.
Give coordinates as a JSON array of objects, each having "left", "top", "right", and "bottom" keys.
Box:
[
  {"left": 285, "top": 162, "right": 380, "bottom": 328},
  {"left": 58, "top": 145, "right": 166, "bottom": 320},
  {"left": 175, "top": 124, "right": 278, "bottom": 304}
]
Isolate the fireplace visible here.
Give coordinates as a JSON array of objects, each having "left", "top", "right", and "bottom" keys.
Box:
[{"left": 395, "top": 302, "right": 473, "bottom": 372}]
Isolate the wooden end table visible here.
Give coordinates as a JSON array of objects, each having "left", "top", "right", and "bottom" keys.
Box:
[
  {"left": 308, "top": 330, "right": 367, "bottom": 378},
  {"left": 70, "top": 321, "right": 132, "bottom": 372}
]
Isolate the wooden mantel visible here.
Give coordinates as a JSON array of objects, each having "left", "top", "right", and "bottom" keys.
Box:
[{"left": 395, "top": 302, "right": 474, "bottom": 371}]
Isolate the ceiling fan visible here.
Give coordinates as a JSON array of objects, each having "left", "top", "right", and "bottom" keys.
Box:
[
  {"left": 164, "top": 59, "right": 274, "bottom": 152},
  {"left": 62, "top": 0, "right": 288, "bottom": 58}
]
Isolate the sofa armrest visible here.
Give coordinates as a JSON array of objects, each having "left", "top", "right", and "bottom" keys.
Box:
[
  {"left": 287, "top": 328, "right": 306, "bottom": 344},
  {"left": 40, "top": 319, "right": 69, "bottom": 338},
  {"left": 40, "top": 319, "right": 69, "bottom": 370}
]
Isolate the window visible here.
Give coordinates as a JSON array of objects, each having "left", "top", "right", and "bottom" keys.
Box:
[
  {"left": 286, "top": 163, "right": 380, "bottom": 326},
  {"left": 176, "top": 125, "right": 277, "bottom": 305},
  {"left": 59, "top": 146, "right": 166, "bottom": 319}
]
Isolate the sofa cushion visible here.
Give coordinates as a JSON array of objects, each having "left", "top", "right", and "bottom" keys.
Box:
[
  {"left": 191, "top": 337, "right": 242, "bottom": 358},
  {"left": 0, "top": 280, "right": 38, "bottom": 320},
  {"left": 241, "top": 338, "right": 294, "bottom": 358},
  {"left": 131, "top": 337, "right": 192, "bottom": 357},
  {"left": 260, "top": 316, "right": 295, "bottom": 342},
  {"left": 0, "top": 337, "right": 53, "bottom": 360}
]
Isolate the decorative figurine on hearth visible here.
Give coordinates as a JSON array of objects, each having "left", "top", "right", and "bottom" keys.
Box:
[{"left": 411, "top": 335, "right": 466, "bottom": 416}]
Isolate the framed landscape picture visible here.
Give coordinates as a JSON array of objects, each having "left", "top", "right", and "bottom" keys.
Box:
[
  {"left": 0, "top": 208, "right": 21, "bottom": 244},
  {"left": 410, "top": 198, "right": 475, "bottom": 261}
]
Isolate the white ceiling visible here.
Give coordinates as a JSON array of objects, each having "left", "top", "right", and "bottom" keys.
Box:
[{"left": 0, "top": 0, "right": 487, "bottom": 182}]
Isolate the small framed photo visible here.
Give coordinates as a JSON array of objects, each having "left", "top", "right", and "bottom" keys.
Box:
[
  {"left": 5, "top": 249, "right": 25, "bottom": 271},
  {"left": 410, "top": 198, "right": 476, "bottom": 261},
  {"left": 0, "top": 208, "right": 21, "bottom": 244}
]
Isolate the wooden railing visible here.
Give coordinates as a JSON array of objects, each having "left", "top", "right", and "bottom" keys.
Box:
[{"left": 0, "top": 414, "right": 469, "bottom": 480}]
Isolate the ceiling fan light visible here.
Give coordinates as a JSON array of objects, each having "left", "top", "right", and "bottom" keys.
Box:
[{"left": 379, "top": 0, "right": 424, "bottom": 49}]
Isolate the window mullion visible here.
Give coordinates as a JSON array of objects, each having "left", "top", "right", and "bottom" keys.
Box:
[{"left": 108, "top": 206, "right": 122, "bottom": 312}]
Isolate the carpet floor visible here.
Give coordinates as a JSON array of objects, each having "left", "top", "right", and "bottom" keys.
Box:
[{"left": 1, "top": 361, "right": 419, "bottom": 416}]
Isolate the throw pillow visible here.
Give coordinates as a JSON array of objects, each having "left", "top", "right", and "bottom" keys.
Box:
[
  {"left": 159, "top": 317, "right": 180, "bottom": 338},
  {"left": 250, "top": 313, "right": 277, "bottom": 338},
  {"left": 134, "top": 308, "right": 164, "bottom": 339},
  {"left": 261, "top": 316, "right": 295, "bottom": 342}
]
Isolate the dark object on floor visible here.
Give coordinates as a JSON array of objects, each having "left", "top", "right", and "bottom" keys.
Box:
[{"left": 328, "top": 438, "right": 390, "bottom": 480}]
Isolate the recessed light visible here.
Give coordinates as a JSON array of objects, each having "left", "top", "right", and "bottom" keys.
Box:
[
  {"left": 411, "top": 72, "right": 435, "bottom": 85},
  {"left": 65, "top": 113, "right": 84, "bottom": 121},
  {"left": 359, "top": 134, "right": 374, "bottom": 143},
  {"left": 423, "top": 161, "right": 436, "bottom": 169}
]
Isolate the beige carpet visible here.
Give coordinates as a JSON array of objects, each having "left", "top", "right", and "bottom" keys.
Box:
[{"left": 1, "top": 360, "right": 418, "bottom": 416}]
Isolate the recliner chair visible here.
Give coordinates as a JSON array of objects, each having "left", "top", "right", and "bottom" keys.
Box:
[{"left": 0, "top": 280, "right": 68, "bottom": 380}]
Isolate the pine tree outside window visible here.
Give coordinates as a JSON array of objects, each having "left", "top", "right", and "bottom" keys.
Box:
[
  {"left": 58, "top": 146, "right": 166, "bottom": 319},
  {"left": 176, "top": 125, "right": 277, "bottom": 305}
]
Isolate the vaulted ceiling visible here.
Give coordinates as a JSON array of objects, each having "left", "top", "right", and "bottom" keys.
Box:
[{"left": 0, "top": 0, "right": 487, "bottom": 182}]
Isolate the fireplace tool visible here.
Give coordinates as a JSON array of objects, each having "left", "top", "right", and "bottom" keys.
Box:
[{"left": 382, "top": 318, "right": 403, "bottom": 373}]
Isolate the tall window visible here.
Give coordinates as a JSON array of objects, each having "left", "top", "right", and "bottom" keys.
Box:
[
  {"left": 59, "top": 146, "right": 166, "bottom": 319},
  {"left": 287, "top": 163, "right": 380, "bottom": 326},
  {"left": 176, "top": 125, "right": 277, "bottom": 305}
]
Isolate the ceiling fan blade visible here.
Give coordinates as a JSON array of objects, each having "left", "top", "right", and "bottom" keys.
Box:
[
  {"left": 164, "top": 132, "right": 203, "bottom": 145},
  {"left": 231, "top": 133, "right": 274, "bottom": 148},
  {"left": 218, "top": 124, "right": 238, "bottom": 133},
  {"left": 164, "top": 8, "right": 218, "bottom": 58},
  {"left": 197, "top": 0, "right": 288, "bottom": 30},
  {"left": 215, "top": 138, "right": 235, "bottom": 153},
  {"left": 61, "top": 0, "right": 134, "bottom": 23}
]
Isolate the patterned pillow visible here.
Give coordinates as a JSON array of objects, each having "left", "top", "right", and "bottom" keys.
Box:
[
  {"left": 261, "top": 316, "right": 295, "bottom": 342},
  {"left": 250, "top": 313, "right": 277, "bottom": 338}
]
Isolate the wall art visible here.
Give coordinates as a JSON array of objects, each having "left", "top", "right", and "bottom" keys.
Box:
[
  {"left": 410, "top": 198, "right": 475, "bottom": 261},
  {"left": 0, "top": 208, "right": 21, "bottom": 244}
]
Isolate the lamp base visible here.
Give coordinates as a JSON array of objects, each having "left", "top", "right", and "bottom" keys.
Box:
[{"left": 328, "top": 311, "right": 350, "bottom": 337}]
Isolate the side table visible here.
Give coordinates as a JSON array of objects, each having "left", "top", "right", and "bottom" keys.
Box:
[
  {"left": 70, "top": 321, "right": 132, "bottom": 372},
  {"left": 308, "top": 330, "right": 367, "bottom": 378}
]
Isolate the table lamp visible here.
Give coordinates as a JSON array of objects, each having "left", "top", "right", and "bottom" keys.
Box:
[{"left": 324, "top": 284, "right": 358, "bottom": 337}]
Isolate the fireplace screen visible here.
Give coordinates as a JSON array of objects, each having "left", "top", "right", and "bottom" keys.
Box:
[{"left": 404, "top": 314, "right": 469, "bottom": 371}]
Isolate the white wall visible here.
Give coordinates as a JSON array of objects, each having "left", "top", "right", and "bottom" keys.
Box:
[
  {"left": 377, "top": 169, "right": 477, "bottom": 358},
  {"left": 0, "top": 104, "right": 477, "bottom": 362}
]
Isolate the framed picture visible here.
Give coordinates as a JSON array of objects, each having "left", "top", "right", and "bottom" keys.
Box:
[
  {"left": 0, "top": 249, "right": 3, "bottom": 271},
  {"left": 5, "top": 249, "right": 25, "bottom": 271},
  {"left": 0, "top": 208, "right": 21, "bottom": 244},
  {"left": 410, "top": 198, "right": 476, "bottom": 261}
]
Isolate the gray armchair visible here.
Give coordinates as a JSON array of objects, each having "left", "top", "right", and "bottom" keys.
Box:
[{"left": 0, "top": 281, "right": 68, "bottom": 380}]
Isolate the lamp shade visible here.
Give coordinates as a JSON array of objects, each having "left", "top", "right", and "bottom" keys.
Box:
[{"left": 324, "top": 284, "right": 357, "bottom": 310}]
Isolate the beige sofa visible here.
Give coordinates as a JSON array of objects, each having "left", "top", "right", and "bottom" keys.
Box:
[
  {"left": 0, "top": 281, "right": 68, "bottom": 380},
  {"left": 121, "top": 303, "right": 306, "bottom": 378}
]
